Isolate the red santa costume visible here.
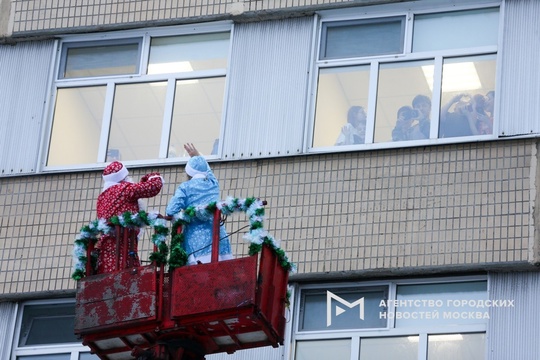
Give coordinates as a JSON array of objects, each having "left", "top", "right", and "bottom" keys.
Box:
[{"left": 96, "top": 161, "right": 163, "bottom": 273}]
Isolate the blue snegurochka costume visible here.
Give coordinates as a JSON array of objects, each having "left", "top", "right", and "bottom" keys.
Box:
[{"left": 166, "top": 156, "right": 232, "bottom": 264}]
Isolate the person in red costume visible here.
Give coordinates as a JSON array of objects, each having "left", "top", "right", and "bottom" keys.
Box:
[{"left": 96, "top": 161, "right": 163, "bottom": 273}]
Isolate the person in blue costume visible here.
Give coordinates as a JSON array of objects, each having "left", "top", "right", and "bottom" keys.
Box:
[{"left": 166, "top": 143, "right": 233, "bottom": 265}]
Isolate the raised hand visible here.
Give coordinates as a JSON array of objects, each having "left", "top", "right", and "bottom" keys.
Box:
[{"left": 184, "top": 143, "right": 201, "bottom": 157}]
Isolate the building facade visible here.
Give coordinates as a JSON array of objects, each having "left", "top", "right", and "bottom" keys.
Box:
[{"left": 1, "top": 0, "right": 540, "bottom": 359}]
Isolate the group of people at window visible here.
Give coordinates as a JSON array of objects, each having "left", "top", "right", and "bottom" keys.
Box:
[
  {"left": 335, "top": 91, "right": 495, "bottom": 145},
  {"left": 438, "top": 91, "right": 494, "bottom": 138}
]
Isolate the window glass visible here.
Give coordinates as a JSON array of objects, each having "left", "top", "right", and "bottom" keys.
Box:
[
  {"left": 61, "top": 40, "right": 141, "bottom": 79},
  {"left": 18, "top": 303, "right": 78, "bottom": 346},
  {"left": 49, "top": 29, "right": 230, "bottom": 168},
  {"left": 47, "top": 86, "right": 106, "bottom": 166},
  {"left": 313, "top": 65, "right": 370, "bottom": 147},
  {"left": 413, "top": 8, "right": 499, "bottom": 52},
  {"left": 359, "top": 336, "right": 419, "bottom": 360},
  {"left": 439, "top": 55, "right": 496, "bottom": 138},
  {"left": 293, "top": 278, "right": 489, "bottom": 360},
  {"left": 169, "top": 77, "right": 226, "bottom": 157},
  {"left": 293, "top": 279, "right": 487, "bottom": 360},
  {"left": 148, "top": 32, "right": 230, "bottom": 74},
  {"left": 313, "top": 7, "right": 499, "bottom": 153},
  {"left": 299, "top": 286, "right": 388, "bottom": 331},
  {"left": 108, "top": 82, "right": 168, "bottom": 161},
  {"left": 18, "top": 355, "right": 71, "bottom": 360},
  {"left": 80, "top": 353, "right": 100, "bottom": 359},
  {"left": 375, "top": 60, "right": 434, "bottom": 143},
  {"left": 395, "top": 281, "right": 488, "bottom": 327},
  {"left": 295, "top": 339, "right": 351, "bottom": 360},
  {"left": 427, "top": 333, "right": 485, "bottom": 360},
  {"left": 321, "top": 17, "right": 405, "bottom": 59}
]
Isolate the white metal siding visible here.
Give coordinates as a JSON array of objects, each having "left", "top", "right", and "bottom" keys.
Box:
[
  {"left": 222, "top": 17, "right": 314, "bottom": 160},
  {"left": 487, "top": 272, "right": 540, "bottom": 360},
  {"left": 0, "top": 302, "right": 16, "bottom": 359},
  {"left": 0, "top": 41, "right": 55, "bottom": 177},
  {"left": 498, "top": 0, "right": 540, "bottom": 137}
]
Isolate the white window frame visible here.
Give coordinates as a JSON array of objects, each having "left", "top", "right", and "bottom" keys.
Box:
[
  {"left": 306, "top": 1, "right": 502, "bottom": 154},
  {"left": 288, "top": 275, "right": 488, "bottom": 360},
  {"left": 10, "top": 298, "right": 95, "bottom": 360},
  {"left": 39, "top": 21, "right": 234, "bottom": 173}
]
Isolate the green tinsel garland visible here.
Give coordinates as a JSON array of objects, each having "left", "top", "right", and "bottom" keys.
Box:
[
  {"left": 71, "top": 211, "right": 170, "bottom": 280},
  {"left": 168, "top": 221, "right": 189, "bottom": 269},
  {"left": 168, "top": 196, "right": 296, "bottom": 273},
  {"left": 72, "top": 197, "right": 296, "bottom": 280}
]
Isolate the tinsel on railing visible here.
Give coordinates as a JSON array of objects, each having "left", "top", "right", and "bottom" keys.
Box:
[
  {"left": 72, "top": 197, "right": 295, "bottom": 280},
  {"left": 169, "top": 197, "right": 296, "bottom": 272},
  {"left": 71, "top": 211, "right": 169, "bottom": 280}
]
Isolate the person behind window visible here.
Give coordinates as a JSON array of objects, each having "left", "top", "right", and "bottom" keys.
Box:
[
  {"left": 472, "top": 93, "right": 493, "bottom": 135},
  {"left": 391, "top": 106, "right": 426, "bottom": 141},
  {"left": 166, "top": 143, "right": 233, "bottom": 265},
  {"left": 96, "top": 162, "right": 164, "bottom": 273},
  {"left": 485, "top": 90, "right": 495, "bottom": 122},
  {"left": 411, "top": 94, "right": 431, "bottom": 139},
  {"left": 335, "top": 105, "right": 367, "bottom": 146},
  {"left": 439, "top": 93, "right": 491, "bottom": 138}
]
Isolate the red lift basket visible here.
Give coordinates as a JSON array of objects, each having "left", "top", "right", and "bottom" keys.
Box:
[{"left": 75, "top": 208, "right": 289, "bottom": 360}]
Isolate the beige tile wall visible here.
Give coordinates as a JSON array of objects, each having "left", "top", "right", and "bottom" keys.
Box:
[
  {"left": 8, "top": 0, "right": 361, "bottom": 34},
  {"left": 0, "top": 139, "right": 536, "bottom": 297}
]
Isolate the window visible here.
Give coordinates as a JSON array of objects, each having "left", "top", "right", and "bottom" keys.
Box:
[
  {"left": 299, "top": 286, "right": 388, "bottom": 331},
  {"left": 59, "top": 39, "right": 142, "bottom": 79},
  {"left": 296, "top": 339, "right": 351, "bottom": 360},
  {"left": 320, "top": 17, "right": 406, "bottom": 59},
  {"left": 12, "top": 300, "right": 98, "bottom": 360},
  {"left": 359, "top": 336, "right": 418, "bottom": 360},
  {"left": 46, "top": 25, "right": 231, "bottom": 168},
  {"left": 18, "top": 303, "right": 78, "bottom": 346},
  {"left": 292, "top": 278, "right": 488, "bottom": 360},
  {"left": 311, "top": 5, "right": 499, "bottom": 150}
]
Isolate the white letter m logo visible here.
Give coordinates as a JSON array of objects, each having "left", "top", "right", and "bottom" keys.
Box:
[{"left": 326, "top": 291, "right": 364, "bottom": 327}]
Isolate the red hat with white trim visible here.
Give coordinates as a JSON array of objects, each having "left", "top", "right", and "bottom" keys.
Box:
[{"left": 103, "top": 161, "right": 129, "bottom": 184}]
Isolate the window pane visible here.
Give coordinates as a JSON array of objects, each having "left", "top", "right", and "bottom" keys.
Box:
[
  {"left": 321, "top": 17, "right": 405, "bottom": 59},
  {"left": 395, "top": 281, "right": 487, "bottom": 327},
  {"left": 439, "top": 55, "right": 496, "bottom": 138},
  {"left": 47, "top": 86, "right": 106, "bottom": 166},
  {"left": 360, "top": 336, "right": 419, "bottom": 360},
  {"left": 313, "top": 66, "right": 370, "bottom": 147},
  {"left": 18, "top": 303, "right": 78, "bottom": 346},
  {"left": 428, "top": 333, "right": 485, "bottom": 360},
  {"left": 295, "top": 339, "right": 351, "bottom": 360},
  {"left": 18, "top": 355, "right": 71, "bottom": 360},
  {"left": 299, "top": 287, "right": 388, "bottom": 331},
  {"left": 375, "top": 60, "right": 433, "bottom": 143},
  {"left": 108, "top": 82, "right": 167, "bottom": 161},
  {"left": 148, "top": 32, "right": 229, "bottom": 74},
  {"left": 62, "top": 41, "right": 140, "bottom": 79},
  {"left": 169, "top": 77, "right": 225, "bottom": 157},
  {"left": 413, "top": 8, "right": 499, "bottom": 52},
  {"left": 80, "top": 353, "right": 100, "bottom": 360}
]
